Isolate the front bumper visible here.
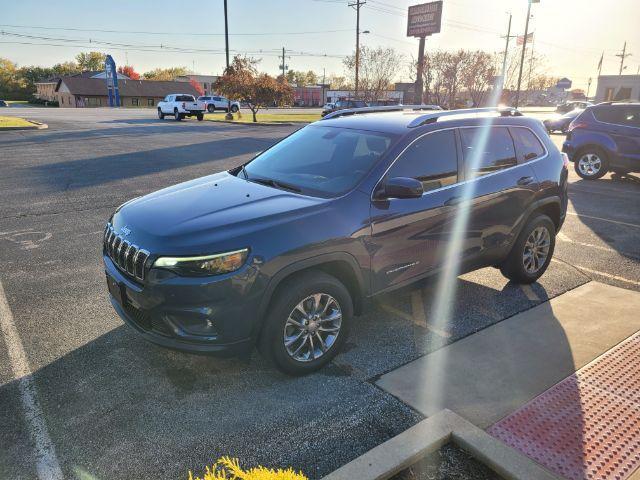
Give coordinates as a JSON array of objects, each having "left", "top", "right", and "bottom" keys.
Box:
[{"left": 104, "top": 254, "right": 260, "bottom": 356}]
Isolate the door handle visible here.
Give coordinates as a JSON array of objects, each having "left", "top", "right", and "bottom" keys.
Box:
[
  {"left": 517, "top": 176, "right": 535, "bottom": 186},
  {"left": 444, "top": 196, "right": 462, "bottom": 207}
]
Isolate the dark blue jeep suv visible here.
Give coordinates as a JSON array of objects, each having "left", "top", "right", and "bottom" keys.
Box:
[
  {"left": 563, "top": 102, "right": 640, "bottom": 179},
  {"left": 104, "top": 106, "right": 568, "bottom": 374}
]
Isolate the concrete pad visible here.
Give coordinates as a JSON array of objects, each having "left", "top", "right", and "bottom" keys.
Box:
[
  {"left": 322, "top": 409, "right": 560, "bottom": 480},
  {"left": 376, "top": 282, "right": 640, "bottom": 428}
]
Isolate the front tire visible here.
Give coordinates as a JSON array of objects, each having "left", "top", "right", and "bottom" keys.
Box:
[
  {"left": 500, "top": 214, "right": 556, "bottom": 284},
  {"left": 230, "top": 104, "right": 239, "bottom": 113},
  {"left": 259, "top": 271, "right": 352, "bottom": 375},
  {"left": 196, "top": 113, "right": 204, "bottom": 121},
  {"left": 207, "top": 104, "right": 215, "bottom": 113},
  {"left": 174, "top": 109, "right": 182, "bottom": 121},
  {"left": 157, "top": 108, "right": 164, "bottom": 119},
  {"left": 575, "top": 148, "right": 608, "bottom": 180}
]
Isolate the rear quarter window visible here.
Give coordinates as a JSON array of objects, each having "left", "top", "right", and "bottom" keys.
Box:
[
  {"left": 510, "top": 127, "right": 546, "bottom": 163},
  {"left": 460, "top": 127, "right": 518, "bottom": 178},
  {"left": 593, "top": 105, "right": 640, "bottom": 127}
]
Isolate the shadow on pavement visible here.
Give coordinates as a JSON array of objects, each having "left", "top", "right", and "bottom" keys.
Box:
[
  {"left": 0, "top": 320, "right": 421, "bottom": 480},
  {"left": 25, "top": 136, "right": 282, "bottom": 192},
  {"left": 570, "top": 176, "right": 640, "bottom": 261}
]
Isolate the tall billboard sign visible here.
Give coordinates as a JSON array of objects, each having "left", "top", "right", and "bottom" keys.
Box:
[
  {"left": 407, "top": 1, "right": 443, "bottom": 38},
  {"left": 105, "top": 55, "right": 121, "bottom": 107},
  {"left": 408, "top": 1, "right": 443, "bottom": 104}
]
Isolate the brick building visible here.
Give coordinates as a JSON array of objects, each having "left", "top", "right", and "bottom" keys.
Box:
[{"left": 52, "top": 76, "right": 201, "bottom": 108}]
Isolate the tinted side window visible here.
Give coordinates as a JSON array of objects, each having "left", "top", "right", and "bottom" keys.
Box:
[
  {"left": 510, "top": 128, "right": 545, "bottom": 163},
  {"left": 176, "top": 95, "right": 195, "bottom": 102},
  {"left": 460, "top": 127, "right": 517, "bottom": 178},
  {"left": 593, "top": 105, "right": 640, "bottom": 126},
  {"left": 387, "top": 130, "right": 458, "bottom": 192}
]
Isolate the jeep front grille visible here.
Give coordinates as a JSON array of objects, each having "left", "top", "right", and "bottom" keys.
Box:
[{"left": 104, "top": 223, "right": 150, "bottom": 281}]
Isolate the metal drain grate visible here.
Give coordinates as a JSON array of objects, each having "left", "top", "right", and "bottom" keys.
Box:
[{"left": 488, "top": 332, "right": 640, "bottom": 480}]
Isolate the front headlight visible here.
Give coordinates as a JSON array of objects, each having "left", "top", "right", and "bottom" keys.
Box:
[{"left": 153, "top": 248, "right": 249, "bottom": 277}]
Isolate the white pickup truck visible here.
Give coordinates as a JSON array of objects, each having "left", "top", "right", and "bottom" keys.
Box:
[{"left": 157, "top": 94, "right": 206, "bottom": 121}]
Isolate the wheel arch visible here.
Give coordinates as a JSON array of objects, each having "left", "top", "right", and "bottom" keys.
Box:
[{"left": 254, "top": 253, "right": 366, "bottom": 340}]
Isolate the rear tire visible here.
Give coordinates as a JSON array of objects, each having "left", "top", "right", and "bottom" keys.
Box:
[
  {"left": 197, "top": 113, "right": 204, "bottom": 121},
  {"left": 575, "top": 147, "right": 608, "bottom": 180},
  {"left": 258, "top": 271, "right": 352, "bottom": 375},
  {"left": 230, "top": 104, "right": 239, "bottom": 113},
  {"left": 157, "top": 108, "right": 164, "bottom": 119},
  {"left": 174, "top": 109, "right": 182, "bottom": 121},
  {"left": 500, "top": 214, "right": 556, "bottom": 284}
]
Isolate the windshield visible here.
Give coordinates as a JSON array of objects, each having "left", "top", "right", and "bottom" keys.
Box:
[{"left": 243, "top": 125, "right": 394, "bottom": 197}]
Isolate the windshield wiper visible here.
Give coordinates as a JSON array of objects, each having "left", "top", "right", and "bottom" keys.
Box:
[{"left": 251, "top": 177, "right": 302, "bottom": 193}]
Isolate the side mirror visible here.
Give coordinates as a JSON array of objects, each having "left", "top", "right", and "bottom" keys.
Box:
[{"left": 380, "top": 177, "right": 423, "bottom": 199}]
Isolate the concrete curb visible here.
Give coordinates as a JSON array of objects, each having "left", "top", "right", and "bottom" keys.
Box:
[
  {"left": 0, "top": 120, "right": 48, "bottom": 131},
  {"left": 207, "top": 120, "right": 308, "bottom": 126},
  {"left": 321, "top": 409, "right": 560, "bottom": 480}
]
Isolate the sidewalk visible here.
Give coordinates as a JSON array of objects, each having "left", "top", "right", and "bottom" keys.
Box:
[{"left": 376, "top": 282, "right": 640, "bottom": 479}]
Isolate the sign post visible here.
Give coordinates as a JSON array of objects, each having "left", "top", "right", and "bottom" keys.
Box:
[
  {"left": 105, "top": 55, "right": 120, "bottom": 108},
  {"left": 407, "top": 1, "right": 443, "bottom": 105}
]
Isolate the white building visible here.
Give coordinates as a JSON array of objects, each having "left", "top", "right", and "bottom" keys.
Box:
[{"left": 595, "top": 75, "right": 640, "bottom": 102}]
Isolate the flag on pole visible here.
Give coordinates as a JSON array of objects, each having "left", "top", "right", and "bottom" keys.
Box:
[
  {"left": 597, "top": 52, "right": 603, "bottom": 71},
  {"left": 517, "top": 32, "right": 534, "bottom": 46}
]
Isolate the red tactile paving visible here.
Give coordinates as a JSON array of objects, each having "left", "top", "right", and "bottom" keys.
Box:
[{"left": 488, "top": 333, "right": 640, "bottom": 480}]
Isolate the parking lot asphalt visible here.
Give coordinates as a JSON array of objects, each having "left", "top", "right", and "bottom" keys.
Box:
[{"left": 1, "top": 108, "right": 639, "bottom": 480}]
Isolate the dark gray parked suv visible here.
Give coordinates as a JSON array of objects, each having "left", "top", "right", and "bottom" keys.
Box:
[{"left": 104, "top": 106, "right": 568, "bottom": 374}]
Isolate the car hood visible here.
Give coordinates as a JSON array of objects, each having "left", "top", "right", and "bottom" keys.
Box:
[{"left": 113, "top": 171, "right": 328, "bottom": 253}]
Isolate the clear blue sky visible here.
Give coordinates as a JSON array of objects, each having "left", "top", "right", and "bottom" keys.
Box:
[{"left": 2, "top": 0, "right": 638, "bottom": 90}]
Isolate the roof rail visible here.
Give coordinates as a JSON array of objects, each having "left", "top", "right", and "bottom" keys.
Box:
[
  {"left": 322, "top": 104, "right": 443, "bottom": 120},
  {"left": 406, "top": 107, "right": 523, "bottom": 128}
]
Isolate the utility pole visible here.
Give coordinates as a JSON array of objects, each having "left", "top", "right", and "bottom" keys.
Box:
[
  {"left": 501, "top": 12, "right": 513, "bottom": 90},
  {"left": 616, "top": 41, "right": 632, "bottom": 76},
  {"left": 514, "top": 0, "right": 535, "bottom": 109},
  {"left": 223, "top": 0, "right": 233, "bottom": 119},
  {"left": 279, "top": 47, "right": 289, "bottom": 80},
  {"left": 348, "top": 0, "right": 365, "bottom": 98},
  {"left": 586, "top": 77, "right": 592, "bottom": 100}
]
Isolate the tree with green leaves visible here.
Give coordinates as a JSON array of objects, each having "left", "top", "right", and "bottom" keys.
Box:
[
  {"left": 142, "top": 67, "right": 189, "bottom": 81},
  {"left": 285, "top": 70, "right": 319, "bottom": 86},
  {"left": 216, "top": 56, "right": 293, "bottom": 122},
  {"left": 75, "top": 52, "right": 107, "bottom": 71},
  {"left": 0, "top": 58, "right": 27, "bottom": 99}
]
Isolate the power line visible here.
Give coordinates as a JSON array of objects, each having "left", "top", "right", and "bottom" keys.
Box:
[
  {"left": 0, "top": 31, "right": 348, "bottom": 58},
  {"left": 0, "top": 23, "right": 353, "bottom": 37}
]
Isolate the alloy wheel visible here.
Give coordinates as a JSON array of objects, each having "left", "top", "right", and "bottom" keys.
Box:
[
  {"left": 283, "top": 293, "right": 342, "bottom": 362},
  {"left": 578, "top": 153, "right": 602, "bottom": 177},
  {"left": 523, "top": 226, "right": 551, "bottom": 274}
]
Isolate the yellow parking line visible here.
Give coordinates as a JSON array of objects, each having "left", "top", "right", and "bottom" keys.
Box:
[
  {"left": 565, "top": 211, "right": 640, "bottom": 229},
  {"left": 557, "top": 231, "right": 617, "bottom": 254},
  {"left": 551, "top": 259, "right": 640, "bottom": 286},
  {"left": 521, "top": 284, "right": 540, "bottom": 301},
  {"left": 378, "top": 292, "right": 451, "bottom": 338}
]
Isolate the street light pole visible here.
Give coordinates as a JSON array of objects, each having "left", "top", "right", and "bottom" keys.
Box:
[
  {"left": 514, "top": 0, "right": 534, "bottom": 109},
  {"left": 223, "top": 0, "right": 233, "bottom": 119}
]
